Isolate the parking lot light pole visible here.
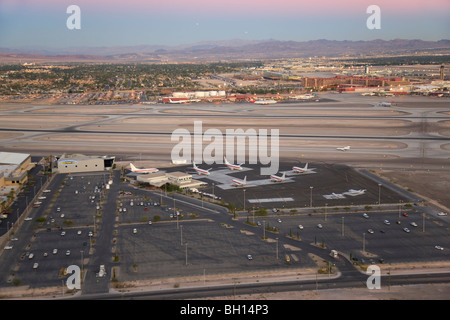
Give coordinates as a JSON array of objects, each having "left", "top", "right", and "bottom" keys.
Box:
[
  {"left": 276, "top": 238, "right": 279, "bottom": 260},
  {"left": 378, "top": 183, "right": 382, "bottom": 205},
  {"left": 310, "top": 186, "right": 313, "bottom": 208},
  {"left": 422, "top": 212, "right": 425, "bottom": 233},
  {"left": 363, "top": 232, "right": 366, "bottom": 253},
  {"left": 263, "top": 220, "right": 266, "bottom": 240},
  {"left": 180, "top": 225, "right": 183, "bottom": 245}
]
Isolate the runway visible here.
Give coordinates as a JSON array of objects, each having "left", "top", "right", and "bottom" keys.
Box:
[{"left": 0, "top": 93, "right": 449, "bottom": 170}]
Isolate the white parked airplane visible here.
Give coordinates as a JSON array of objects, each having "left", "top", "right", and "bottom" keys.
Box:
[
  {"left": 270, "top": 172, "right": 286, "bottom": 182},
  {"left": 129, "top": 163, "right": 159, "bottom": 174},
  {"left": 193, "top": 162, "right": 211, "bottom": 176},
  {"left": 292, "top": 163, "right": 315, "bottom": 174},
  {"left": 344, "top": 189, "right": 366, "bottom": 196},
  {"left": 224, "top": 157, "right": 243, "bottom": 171},
  {"left": 336, "top": 146, "right": 351, "bottom": 151},
  {"left": 232, "top": 176, "right": 247, "bottom": 187},
  {"left": 248, "top": 97, "right": 277, "bottom": 105},
  {"left": 169, "top": 98, "right": 200, "bottom": 104}
]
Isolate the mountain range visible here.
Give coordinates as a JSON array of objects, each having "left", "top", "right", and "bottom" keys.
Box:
[{"left": 1, "top": 39, "right": 449, "bottom": 63}]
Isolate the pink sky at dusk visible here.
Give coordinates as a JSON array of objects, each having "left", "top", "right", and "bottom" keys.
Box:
[
  {"left": 9, "top": 0, "right": 450, "bottom": 16},
  {"left": 1, "top": 0, "right": 448, "bottom": 48}
]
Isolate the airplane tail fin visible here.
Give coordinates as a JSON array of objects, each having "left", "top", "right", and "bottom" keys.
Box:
[
  {"left": 243, "top": 176, "right": 247, "bottom": 183},
  {"left": 281, "top": 172, "right": 286, "bottom": 179},
  {"left": 304, "top": 163, "right": 308, "bottom": 170},
  {"left": 249, "top": 97, "right": 255, "bottom": 103},
  {"left": 130, "top": 163, "right": 137, "bottom": 171}
]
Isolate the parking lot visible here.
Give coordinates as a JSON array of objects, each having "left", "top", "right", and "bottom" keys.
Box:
[
  {"left": 181, "top": 162, "right": 412, "bottom": 210},
  {"left": 0, "top": 169, "right": 449, "bottom": 294}
]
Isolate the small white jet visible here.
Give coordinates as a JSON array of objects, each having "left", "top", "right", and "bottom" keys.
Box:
[
  {"left": 292, "top": 163, "right": 315, "bottom": 174},
  {"left": 193, "top": 162, "right": 211, "bottom": 176},
  {"left": 336, "top": 146, "right": 351, "bottom": 151},
  {"left": 344, "top": 189, "right": 366, "bottom": 196},
  {"left": 270, "top": 172, "right": 286, "bottom": 182},
  {"left": 224, "top": 157, "right": 243, "bottom": 171},
  {"left": 129, "top": 163, "right": 159, "bottom": 174},
  {"left": 232, "top": 176, "right": 247, "bottom": 187}
]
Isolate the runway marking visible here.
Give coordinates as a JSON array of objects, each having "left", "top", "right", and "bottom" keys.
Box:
[{"left": 248, "top": 197, "right": 294, "bottom": 203}]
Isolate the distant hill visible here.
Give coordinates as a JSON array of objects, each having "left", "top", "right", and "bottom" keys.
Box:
[{"left": 1, "top": 39, "right": 449, "bottom": 63}]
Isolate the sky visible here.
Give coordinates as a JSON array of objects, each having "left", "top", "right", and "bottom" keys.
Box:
[{"left": 0, "top": 0, "right": 449, "bottom": 50}]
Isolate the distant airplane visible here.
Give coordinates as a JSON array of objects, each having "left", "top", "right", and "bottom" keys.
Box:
[
  {"left": 169, "top": 98, "right": 200, "bottom": 104},
  {"left": 224, "top": 157, "right": 243, "bottom": 171},
  {"left": 293, "top": 93, "right": 315, "bottom": 100},
  {"left": 129, "top": 163, "right": 159, "bottom": 174},
  {"left": 378, "top": 102, "right": 395, "bottom": 107},
  {"left": 193, "top": 162, "right": 211, "bottom": 176},
  {"left": 248, "top": 97, "right": 277, "bottom": 105},
  {"left": 336, "top": 146, "right": 351, "bottom": 151},
  {"left": 344, "top": 189, "right": 366, "bottom": 196},
  {"left": 232, "top": 176, "right": 247, "bottom": 187},
  {"left": 292, "top": 163, "right": 315, "bottom": 174},
  {"left": 270, "top": 172, "right": 286, "bottom": 182}
]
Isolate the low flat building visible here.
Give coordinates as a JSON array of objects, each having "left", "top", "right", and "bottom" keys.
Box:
[
  {"left": 136, "top": 171, "right": 207, "bottom": 189},
  {"left": 54, "top": 154, "right": 115, "bottom": 174},
  {"left": 0, "top": 152, "right": 33, "bottom": 206},
  {"left": 0, "top": 152, "right": 32, "bottom": 188}
]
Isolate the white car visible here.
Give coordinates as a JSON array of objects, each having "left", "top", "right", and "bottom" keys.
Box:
[
  {"left": 298, "top": 225, "right": 303, "bottom": 230},
  {"left": 317, "top": 224, "right": 323, "bottom": 229},
  {"left": 133, "top": 228, "right": 137, "bottom": 234},
  {"left": 384, "top": 220, "right": 390, "bottom": 225},
  {"left": 33, "top": 263, "right": 39, "bottom": 269},
  {"left": 410, "top": 222, "right": 418, "bottom": 227},
  {"left": 437, "top": 212, "right": 447, "bottom": 216},
  {"left": 435, "top": 245, "right": 444, "bottom": 251},
  {"left": 61, "top": 231, "right": 66, "bottom": 236},
  {"left": 4, "top": 245, "right": 13, "bottom": 250},
  {"left": 247, "top": 254, "right": 253, "bottom": 260},
  {"left": 77, "top": 230, "right": 82, "bottom": 235},
  {"left": 24, "top": 217, "right": 32, "bottom": 221},
  {"left": 53, "top": 249, "right": 58, "bottom": 254},
  {"left": 368, "top": 229, "right": 374, "bottom": 234},
  {"left": 363, "top": 213, "right": 369, "bottom": 219},
  {"left": 28, "top": 253, "right": 34, "bottom": 259},
  {"left": 66, "top": 250, "right": 71, "bottom": 256}
]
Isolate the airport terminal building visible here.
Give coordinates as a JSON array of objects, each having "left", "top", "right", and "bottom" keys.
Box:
[{"left": 54, "top": 154, "right": 115, "bottom": 174}]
